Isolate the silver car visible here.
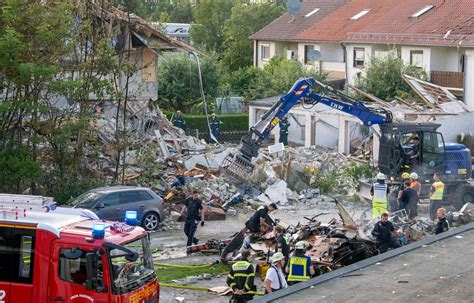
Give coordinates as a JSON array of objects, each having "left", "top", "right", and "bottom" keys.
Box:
[{"left": 72, "top": 186, "right": 165, "bottom": 231}]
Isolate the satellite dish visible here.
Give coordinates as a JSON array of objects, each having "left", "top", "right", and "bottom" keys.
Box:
[
  {"left": 287, "top": 0, "right": 302, "bottom": 15},
  {"left": 307, "top": 49, "right": 322, "bottom": 61}
]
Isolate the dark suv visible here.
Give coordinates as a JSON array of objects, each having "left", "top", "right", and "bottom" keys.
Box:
[{"left": 71, "top": 186, "right": 165, "bottom": 231}]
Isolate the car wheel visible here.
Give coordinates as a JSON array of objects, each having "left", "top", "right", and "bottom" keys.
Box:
[{"left": 142, "top": 212, "right": 160, "bottom": 231}]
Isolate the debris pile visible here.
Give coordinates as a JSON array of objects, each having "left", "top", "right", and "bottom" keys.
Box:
[{"left": 220, "top": 201, "right": 377, "bottom": 272}]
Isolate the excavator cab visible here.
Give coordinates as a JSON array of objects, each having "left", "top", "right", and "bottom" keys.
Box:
[{"left": 378, "top": 123, "right": 446, "bottom": 180}]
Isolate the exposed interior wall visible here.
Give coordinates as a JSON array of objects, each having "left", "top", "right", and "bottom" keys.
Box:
[
  {"left": 437, "top": 111, "right": 474, "bottom": 142},
  {"left": 142, "top": 48, "right": 157, "bottom": 83}
]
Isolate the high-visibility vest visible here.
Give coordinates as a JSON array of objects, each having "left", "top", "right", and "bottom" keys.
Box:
[
  {"left": 287, "top": 256, "right": 310, "bottom": 282},
  {"left": 372, "top": 182, "right": 388, "bottom": 204},
  {"left": 431, "top": 181, "right": 445, "bottom": 200}
]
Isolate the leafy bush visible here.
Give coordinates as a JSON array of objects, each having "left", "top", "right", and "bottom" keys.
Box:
[
  {"left": 0, "top": 146, "right": 41, "bottom": 193},
  {"left": 355, "top": 52, "right": 427, "bottom": 101}
]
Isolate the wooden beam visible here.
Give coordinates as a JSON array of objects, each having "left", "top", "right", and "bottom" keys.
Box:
[{"left": 347, "top": 84, "right": 392, "bottom": 108}]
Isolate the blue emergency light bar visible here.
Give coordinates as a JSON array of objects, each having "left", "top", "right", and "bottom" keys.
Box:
[
  {"left": 125, "top": 211, "right": 138, "bottom": 226},
  {"left": 92, "top": 223, "right": 106, "bottom": 239}
]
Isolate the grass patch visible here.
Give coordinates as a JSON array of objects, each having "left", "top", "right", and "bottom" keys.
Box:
[{"left": 156, "top": 263, "right": 230, "bottom": 282}]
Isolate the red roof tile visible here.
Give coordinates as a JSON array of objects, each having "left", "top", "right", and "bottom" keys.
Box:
[
  {"left": 296, "top": 0, "right": 399, "bottom": 42},
  {"left": 347, "top": 0, "right": 474, "bottom": 47},
  {"left": 250, "top": 0, "right": 349, "bottom": 41}
]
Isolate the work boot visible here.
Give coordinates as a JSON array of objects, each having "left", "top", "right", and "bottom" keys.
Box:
[{"left": 193, "top": 237, "right": 199, "bottom": 245}]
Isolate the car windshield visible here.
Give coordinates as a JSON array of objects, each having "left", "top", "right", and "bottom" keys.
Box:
[
  {"left": 109, "top": 236, "right": 155, "bottom": 292},
  {"left": 72, "top": 192, "right": 104, "bottom": 208}
]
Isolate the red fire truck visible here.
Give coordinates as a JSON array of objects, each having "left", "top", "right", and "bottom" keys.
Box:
[{"left": 0, "top": 194, "right": 159, "bottom": 303}]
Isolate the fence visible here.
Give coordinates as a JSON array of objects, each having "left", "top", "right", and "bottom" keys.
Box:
[
  {"left": 430, "top": 71, "right": 464, "bottom": 88},
  {"left": 186, "top": 129, "right": 248, "bottom": 143}
]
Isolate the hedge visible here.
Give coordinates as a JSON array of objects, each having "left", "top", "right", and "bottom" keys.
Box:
[{"left": 163, "top": 111, "right": 249, "bottom": 132}]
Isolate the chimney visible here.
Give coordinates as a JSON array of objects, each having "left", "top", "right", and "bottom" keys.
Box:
[{"left": 464, "top": 49, "right": 474, "bottom": 111}]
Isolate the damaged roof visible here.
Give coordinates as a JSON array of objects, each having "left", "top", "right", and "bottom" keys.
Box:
[
  {"left": 91, "top": 2, "right": 202, "bottom": 54},
  {"left": 250, "top": 0, "right": 349, "bottom": 41}
]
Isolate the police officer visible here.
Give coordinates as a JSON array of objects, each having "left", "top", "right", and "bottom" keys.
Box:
[
  {"left": 244, "top": 203, "right": 277, "bottom": 234},
  {"left": 433, "top": 207, "right": 450, "bottom": 235},
  {"left": 180, "top": 191, "right": 205, "bottom": 246},
  {"left": 429, "top": 173, "right": 445, "bottom": 220},
  {"left": 171, "top": 110, "right": 187, "bottom": 131},
  {"left": 286, "top": 241, "right": 314, "bottom": 285},
  {"left": 227, "top": 249, "right": 256, "bottom": 303},
  {"left": 209, "top": 112, "right": 223, "bottom": 142},
  {"left": 279, "top": 116, "right": 290, "bottom": 147},
  {"left": 274, "top": 226, "right": 290, "bottom": 269},
  {"left": 371, "top": 173, "right": 390, "bottom": 219},
  {"left": 372, "top": 212, "right": 400, "bottom": 253}
]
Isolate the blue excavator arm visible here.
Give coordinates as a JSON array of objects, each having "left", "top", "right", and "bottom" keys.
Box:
[
  {"left": 239, "top": 78, "right": 392, "bottom": 160},
  {"left": 221, "top": 77, "right": 392, "bottom": 180}
]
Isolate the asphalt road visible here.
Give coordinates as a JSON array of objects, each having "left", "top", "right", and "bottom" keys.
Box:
[{"left": 267, "top": 227, "right": 474, "bottom": 303}]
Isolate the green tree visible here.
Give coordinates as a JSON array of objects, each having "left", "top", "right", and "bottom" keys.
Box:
[
  {"left": 355, "top": 53, "right": 427, "bottom": 101},
  {"left": 190, "top": 0, "right": 238, "bottom": 53},
  {"left": 222, "top": 3, "right": 284, "bottom": 72},
  {"left": 245, "top": 57, "right": 326, "bottom": 100},
  {"left": 157, "top": 52, "right": 221, "bottom": 111}
]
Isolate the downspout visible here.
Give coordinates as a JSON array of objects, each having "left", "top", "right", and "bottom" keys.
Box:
[
  {"left": 255, "top": 40, "right": 259, "bottom": 67},
  {"left": 341, "top": 42, "right": 348, "bottom": 87}
]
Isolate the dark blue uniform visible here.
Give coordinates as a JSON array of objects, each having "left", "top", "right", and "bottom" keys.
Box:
[
  {"left": 184, "top": 198, "right": 202, "bottom": 246},
  {"left": 434, "top": 217, "right": 450, "bottom": 234},
  {"left": 372, "top": 221, "right": 400, "bottom": 253},
  {"left": 279, "top": 118, "right": 290, "bottom": 146},
  {"left": 209, "top": 117, "right": 223, "bottom": 141},
  {"left": 245, "top": 206, "right": 271, "bottom": 233},
  {"left": 172, "top": 114, "right": 187, "bottom": 131}
]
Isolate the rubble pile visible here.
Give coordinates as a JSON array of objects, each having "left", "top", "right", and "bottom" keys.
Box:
[{"left": 220, "top": 201, "right": 377, "bottom": 271}]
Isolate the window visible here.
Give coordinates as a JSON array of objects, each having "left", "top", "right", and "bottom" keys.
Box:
[
  {"left": 137, "top": 191, "right": 154, "bottom": 201},
  {"left": 410, "top": 50, "right": 423, "bottom": 68},
  {"left": 119, "top": 191, "right": 143, "bottom": 203},
  {"left": 100, "top": 192, "right": 121, "bottom": 207},
  {"left": 305, "top": 8, "right": 320, "bottom": 18},
  {"left": 350, "top": 9, "right": 371, "bottom": 20},
  {"left": 261, "top": 44, "right": 270, "bottom": 61},
  {"left": 353, "top": 47, "right": 365, "bottom": 68},
  {"left": 411, "top": 5, "right": 434, "bottom": 18},
  {"left": 59, "top": 248, "right": 102, "bottom": 286},
  {"left": 0, "top": 227, "right": 35, "bottom": 284},
  {"left": 304, "top": 45, "right": 315, "bottom": 64}
]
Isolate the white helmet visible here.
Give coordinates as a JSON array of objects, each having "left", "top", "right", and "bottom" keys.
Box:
[
  {"left": 295, "top": 241, "right": 309, "bottom": 250},
  {"left": 376, "top": 173, "right": 386, "bottom": 180},
  {"left": 410, "top": 172, "right": 418, "bottom": 179}
]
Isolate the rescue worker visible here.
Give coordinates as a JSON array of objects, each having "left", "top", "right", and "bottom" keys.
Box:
[
  {"left": 433, "top": 207, "right": 450, "bottom": 235},
  {"left": 429, "top": 173, "right": 445, "bottom": 220},
  {"left": 279, "top": 116, "right": 290, "bottom": 147},
  {"left": 397, "top": 172, "right": 411, "bottom": 200},
  {"left": 244, "top": 203, "right": 277, "bottom": 234},
  {"left": 180, "top": 191, "right": 205, "bottom": 246},
  {"left": 409, "top": 172, "right": 422, "bottom": 197},
  {"left": 171, "top": 110, "right": 187, "bottom": 131},
  {"left": 370, "top": 173, "right": 390, "bottom": 219},
  {"left": 226, "top": 249, "right": 256, "bottom": 303},
  {"left": 274, "top": 226, "right": 290, "bottom": 269},
  {"left": 398, "top": 180, "right": 418, "bottom": 218},
  {"left": 209, "top": 112, "right": 223, "bottom": 142},
  {"left": 286, "top": 241, "right": 315, "bottom": 285},
  {"left": 372, "top": 212, "right": 401, "bottom": 253},
  {"left": 264, "top": 252, "right": 288, "bottom": 294}
]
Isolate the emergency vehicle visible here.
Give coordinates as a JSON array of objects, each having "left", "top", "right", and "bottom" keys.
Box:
[{"left": 0, "top": 194, "right": 159, "bottom": 303}]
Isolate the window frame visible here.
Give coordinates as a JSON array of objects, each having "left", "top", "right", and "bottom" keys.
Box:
[
  {"left": 304, "top": 45, "right": 315, "bottom": 65},
  {"left": 410, "top": 50, "right": 424, "bottom": 68},
  {"left": 58, "top": 247, "right": 103, "bottom": 287},
  {"left": 353, "top": 47, "right": 365, "bottom": 68},
  {"left": 261, "top": 44, "right": 270, "bottom": 61},
  {"left": 99, "top": 192, "right": 121, "bottom": 207}
]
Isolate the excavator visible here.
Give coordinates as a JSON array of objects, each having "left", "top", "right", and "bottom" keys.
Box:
[{"left": 221, "top": 77, "right": 474, "bottom": 211}]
